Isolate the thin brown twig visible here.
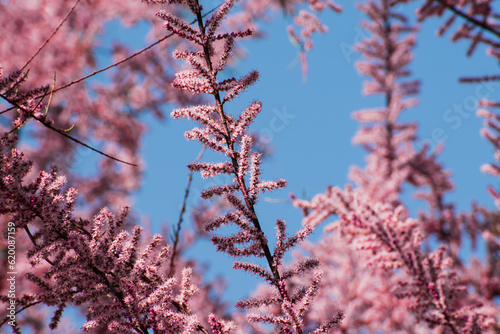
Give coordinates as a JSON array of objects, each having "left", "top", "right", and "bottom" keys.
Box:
[
  {"left": 51, "top": 32, "right": 176, "bottom": 95},
  {"left": 0, "top": 31, "right": 175, "bottom": 115},
  {"left": 20, "top": 0, "right": 82, "bottom": 73},
  {"left": 435, "top": 0, "right": 500, "bottom": 38},
  {"left": 168, "top": 146, "right": 206, "bottom": 278},
  {"left": 6, "top": 85, "right": 51, "bottom": 134},
  {"left": 0, "top": 4, "right": 220, "bottom": 118},
  {"left": 23, "top": 226, "right": 54, "bottom": 266},
  {"left": 0, "top": 301, "right": 43, "bottom": 327},
  {"left": 459, "top": 75, "right": 500, "bottom": 83},
  {"left": 0, "top": 5, "right": 220, "bottom": 163},
  {"left": 0, "top": 92, "right": 138, "bottom": 166},
  {"left": 50, "top": 4, "right": 220, "bottom": 95},
  {"left": 195, "top": 3, "right": 281, "bottom": 283},
  {"left": 192, "top": 3, "right": 301, "bottom": 332},
  {"left": 33, "top": 114, "right": 137, "bottom": 166}
]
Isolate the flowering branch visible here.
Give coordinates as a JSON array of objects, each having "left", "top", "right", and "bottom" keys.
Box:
[
  {"left": 293, "top": 185, "right": 496, "bottom": 332},
  {"left": 292, "top": 0, "right": 497, "bottom": 332},
  {"left": 420, "top": 0, "right": 500, "bottom": 40},
  {"left": 0, "top": 132, "right": 211, "bottom": 333},
  {"left": 349, "top": 0, "right": 420, "bottom": 206},
  {"left": 417, "top": 0, "right": 500, "bottom": 73},
  {"left": 156, "top": 0, "right": 342, "bottom": 332}
]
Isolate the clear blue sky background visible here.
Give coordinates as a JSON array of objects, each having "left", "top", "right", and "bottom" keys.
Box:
[{"left": 100, "top": 1, "right": 498, "bottom": 309}]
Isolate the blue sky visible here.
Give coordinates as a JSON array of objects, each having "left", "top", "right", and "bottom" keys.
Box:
[{"left": 100, "top": 1, "right": 499, "bottom": 307}]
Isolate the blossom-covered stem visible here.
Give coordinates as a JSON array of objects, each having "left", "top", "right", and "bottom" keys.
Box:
[
  {"left": 349, "top": 0, "right": 420, "bottom": 204},
  {"left": 22, "top": 226, "right": 55, "bottom": 265},
  {"left": 351, "top": 1, "right": 459, "bottom": 256},
  {"left": 293, "top": 185, "right": 494, "bottom": 332},
  {"left": 21, "top": 212, "right": 208, "bottom": 333},
  {"left": 20, "top": 216, "right": 150, "bottom": 333},
  {"left": 0, "top": 147, "right": 209, "bottom": 333},
  {"left": 21, "top": 209, "right": 149, "bottom": 333},
  {"left": 193, "top": 3, "right": 281, "bottom": 283},
  {"left": 165, "top": 1, "right": 342, "bottom": 331}
]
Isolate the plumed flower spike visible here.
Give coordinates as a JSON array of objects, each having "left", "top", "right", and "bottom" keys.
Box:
[
  {"left": 157, "top": 11, "right": 202, "bottom": 43},
  {"left": 163, "top": 0, "right": 335, "bottom": 332},
  {"left": 0, "top": 135, "right": 204, "bottom": 333},
  {"left": 293, "top": 184, "right": 496, "bottom": 332},
  {"left": 477, "top": 108, "right": 500, "bottom": 194},
  {"left": 205, "top": 0, "right": 237, "bottom": 39},
  {"left": 349, "top": 0, "right": 423, "bottom": 205},
  {"left": 208, "top": 313, "right": 235, "bottom": 334}
]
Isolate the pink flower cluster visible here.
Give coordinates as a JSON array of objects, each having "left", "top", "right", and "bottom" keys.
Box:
[
  {"left": 163, "top": 1, "right": 343, "bottom": 332},
  {"left": 1, "top": 0, "right": 500, "bottom": 333},
  {"left": 0, "top": 133, "right": 211, "bottom": 333}
]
